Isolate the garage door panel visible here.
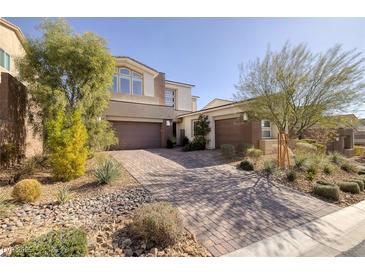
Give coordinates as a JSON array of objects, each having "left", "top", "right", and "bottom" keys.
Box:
[
  {"left": 110, "top": 121, "right": 161, "bottom": 150},
  {"left": 215, "top": 118, "right": 251, "bottom": 150}
]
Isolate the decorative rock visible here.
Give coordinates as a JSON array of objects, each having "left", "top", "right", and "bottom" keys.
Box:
[{"left": 150, "top": 247, "right": 158, "bottom": 256}]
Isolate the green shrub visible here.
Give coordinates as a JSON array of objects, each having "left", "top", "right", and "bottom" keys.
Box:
[
  {"left": 56, "top": 187, "right": 73, "bottom": 205},
  {"left": 130, "top": 202, "right": 183, "bottom": 248},
  {"left": 296, "top": 142, "right": 317, "bottom": 154},
  {"left": 340, "top": 162, "right": 357, "bottom": 173},
  {"left": 242, "top": 143, "right": 253, "bottom": 156},
  {"left": 11, "top": 228, "right": 87, "bottom": 257},
  {"left": 314, "top": 143, "right": 326, "bottom": 154},
  {"left": 93, "top": 156, "right": 122, "bottom": 185},
  {"left": 182, "top": 137, "right": 190, "bottom": 146},
  {"left": 286, "top": 169, "right": 297, "bottom": 182},
  {"left": 166, "top": 139, "right": 174, "bottom": 149},
  {"left": 323, "top": 164, "right": 334, "bottom": 175},
  {"left": 337, "top": 181, "right": 360, "bottom": 194},
  {"left": 183, "top": 136, "right": 206, "bottom": 151},
  {"left": 299, "top": 138, "right": 316, "bottom": 144},
  {"left": 0, "top": 193, "right": 14, "bottom": 217},
  {"left": 313, "top": 182, "right": 340, "bottom": 201},
  {"left": 220, "top": 144, "right": 236, "bottom": 159},
  {"left": 306, "top": 171, "right": 316, "bottom": 182},
  {"left": 263, "top": 160, "right": 277, "bottom": 174},
  {"left": 316, "top": 180, "right": 335, "bottom": 186},
  {"left": 239, "top": 160, "right": 254, "bottom": 171},
  {"left": 349, "top": 179, "right": 365, "bottom": 191},
  {"left": 354, "top": 145, "right": 365, "bottom": 157},
  {"left": 12, "top": 179, "right": 42, "bottom": 203},
  {"left": 328, "top": 152, "right": 346, "bottom": 165},
  {"left": 294, "top": 155, "right": 307, "bottom": 171},
  {"left": 47, "top": 111, "right": 88, "bottom": 182},
  {"left": 306, "top": 163, "right": 317, "bottom": 175},
  {"left": 246, "top": 148, "right": 263, "bottom": 163}
]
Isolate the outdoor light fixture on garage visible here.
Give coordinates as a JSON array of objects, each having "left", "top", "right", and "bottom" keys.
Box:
[
  {"left": 166, "top": 120, "right": 171, "bottom": 126},
  {"left": 240, "top": 112, "right": 248, "bottom": 121}
]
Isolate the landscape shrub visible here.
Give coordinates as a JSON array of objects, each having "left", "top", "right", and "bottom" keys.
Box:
[
  {"left": 239, "top": 160, "right": 254, "bottom": 171},
  {"left": 130, "top": 202, "right": 183, "bottom": 247},
  {"left": 299, "top": 139, "right": 316, "bottom": 144},
  {"left": 56, "top": 187, "right": 73, "bottom": 205},
  {"left": 0, "top": 193, "right": 14, "bottom": 217},
  {"left": 340, "top": 162, "right": 356, "bottom": 173},
  {"left": 295, "top": 142, "right": 317, "bottom": 155},
  {"left": 263, "top": 160, "right": 277, "bottom": 175},
  {"left": 306, "top": 171, "right": 316, "bottom": 182},
  {"left": 182, "top": 136, "right": 190, "bottom": 146},
  {"left": 93, "top": 156, "right": 122, "bottom": 185},
  {"left": 286, "top": 169, "right": 297, "bottom": 182},
  {"left": 316, "top": 180, "right": 335, "bottom": 186},
  {"left": 337, "top": 181, "right": 360, "bottom": 194},
  {"left": 183, "top": 136, "right": 206, "bottom": 151},
  {"left": 246, "top": 148, "right": 263, "bottom": 163},
  {"left": 12, "top": 179, "right": 42, "bottom": 203},
  {"left": 242, "top": 143, "right": 253, "bottom": 156},
  {"left": 328, "top": 152, "right": 346, "bottom": 165},
  {"left": 354, "top": 145, "right": 365, "bottom": 157},
  {"left": 306, "top": 162, "right": 317, "bottom": 175},
  {"left": 314, "top": 143, "right": 326, "bottom": 154},
  {"left": 11, "top": 228, "right": 87, "bottom": 257},
  {"left": 46, "top": 111, "right": 88, "bottom": 182},
  {"left": 220, "top": 144, "right": 236, "bottom": 159},
  {"left": 294, "top": 154, "right": 308, "bottom": 171},
  {"left": 313, "top": 182, "right": 340, "bottom": 201},
  {"left": 323, "top": 164, "right": 334, "bottom": 175},
  {"left": 349, "top": 179, "right": 365, "bottom": 192},
  {"left": 166, "top": 139, "right": 174, "bottom": 149}
]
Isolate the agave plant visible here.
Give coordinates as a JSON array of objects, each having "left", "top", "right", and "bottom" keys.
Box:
[{"left": 93, "top": 156, "right": 122, "bottom": 184}]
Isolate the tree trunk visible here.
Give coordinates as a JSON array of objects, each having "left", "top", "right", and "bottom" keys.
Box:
[{"left": 277, "top": 132, "right": 290, "bottom": 169}]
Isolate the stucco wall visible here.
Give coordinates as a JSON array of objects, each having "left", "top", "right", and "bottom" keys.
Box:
[
  {"left": 0, "top": 23, "right": 24, "bottom": 76},
  {"left": 192, "top": 98, "right": 197, "bottom": 111},
  {"left": 165, "top": 83, "right": 192, "bottom": 111}
]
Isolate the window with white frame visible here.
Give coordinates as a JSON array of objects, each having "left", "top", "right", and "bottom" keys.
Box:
[
  {"left": 261, "top": 120, "right": 272, "bottom": 138},
  {"left": 165, "top": 88, "right": 175, "bottom": 107},
  {"left": 112, "top": 67, "right": 143, "bottom": 95},
  {"left": 0, "top": 48, "right": 11, "bottom": 71}
]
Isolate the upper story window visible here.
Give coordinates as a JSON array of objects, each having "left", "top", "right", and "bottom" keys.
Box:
[
  {"left": 112, "top": 67, "right": 143, "bottom": 95},
  {"left": 165, "top": 88, "right": 175, "bottom": 107},
  {"left": 0, "top": 48, "right": 11, "bottom": 71},
  {"left": 261, "top": 120, "right": 272, "bottom": 138}
]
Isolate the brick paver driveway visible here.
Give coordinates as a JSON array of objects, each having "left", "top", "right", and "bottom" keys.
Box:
[{"left": 110, "top": 148, "right": 339, "bottom": 256}]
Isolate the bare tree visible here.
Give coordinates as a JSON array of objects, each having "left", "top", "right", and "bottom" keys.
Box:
[{"left": 235, "top": 42, "right": 365, "bottom": 167}]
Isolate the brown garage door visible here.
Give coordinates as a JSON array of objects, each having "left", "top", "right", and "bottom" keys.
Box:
[
  {"left": 110, "top": 121, "right": 161, "bottom": 150},
  {"left": 215, "top": 118, "right": 260, "bottom": 151}
]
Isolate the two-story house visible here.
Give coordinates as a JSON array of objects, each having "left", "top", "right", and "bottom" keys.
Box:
[{"left": 105, "top": 56, "right": 198, "bottom": 149}]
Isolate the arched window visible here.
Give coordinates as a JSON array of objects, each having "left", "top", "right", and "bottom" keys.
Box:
[{"left": 112, "top": 67, "right": 143, "bottom": 95}]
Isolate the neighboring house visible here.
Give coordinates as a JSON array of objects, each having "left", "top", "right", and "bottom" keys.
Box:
[
  {"left": 177, "top": 99, "right": 279, "bottom": 154},
  {"left": 0, "top": 18, "right": 42, "bottom": 164},
  {"left": 105, "top": 56, "right": 198, "bottom": 149}
]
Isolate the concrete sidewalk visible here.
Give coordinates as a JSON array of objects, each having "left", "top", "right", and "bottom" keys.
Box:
[{"left": 225, "top": 200, "right": 365, "bottom": 257}]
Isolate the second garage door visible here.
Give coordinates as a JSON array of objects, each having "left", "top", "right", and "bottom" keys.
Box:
[
  {"left": 215, "top": 118, "right": 255, "bottom": 150},
  {"left": 110, "top": 121, "right": 161, "bottom": 150}
]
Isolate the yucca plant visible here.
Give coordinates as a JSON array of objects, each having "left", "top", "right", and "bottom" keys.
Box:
[
  {"left": 56, "top": 187, "right": 73, "bottom": 205},
  {"left": 93, "top": 156, "right": 122, "bottom": 184}
]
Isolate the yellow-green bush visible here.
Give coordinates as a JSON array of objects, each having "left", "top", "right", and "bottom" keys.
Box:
[
  {"left": 295, "top": 142, "right": 317, "bottom": 155},
  {"left": 354, "top": 145, "right": 365, "bottom": 157},
  {"left": 47, "top": 111, "right": 88, "bottom": 181},
  {"left": 12, "top": 179, "right": 42, "bottom": 203}
]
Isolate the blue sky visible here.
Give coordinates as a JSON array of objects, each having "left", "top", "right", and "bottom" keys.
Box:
[{"left": 6, "top": 17, "right": 365, "bottom": 116}]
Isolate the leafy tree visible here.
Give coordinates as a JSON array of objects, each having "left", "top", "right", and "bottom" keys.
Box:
[
  {"left": 235, "top": 42, "right": 365, "bottom": 167},
  {"left": 183, "top": 114, "right": 211, "bottom": 151},
  {"left": 46, "top": 110, "right": 88, "bottom": 181},
  {"left": 17, "top": 18, "right": 117, "bottom": 152}
]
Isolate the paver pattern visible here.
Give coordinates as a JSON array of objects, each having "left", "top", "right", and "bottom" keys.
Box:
[{"left": 110, "top": 148, "right": 340, "bottom": 256}]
